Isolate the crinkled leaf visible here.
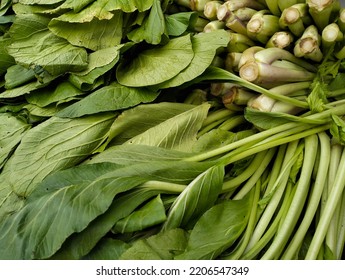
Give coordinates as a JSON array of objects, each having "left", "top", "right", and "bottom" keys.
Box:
[
  {"left": 165, "top": 12, "right": 198, "bottom": 37},
  {"left": 120, "top": 228, "right": 188, "bottom": 260},
  {"left": 2, "top": 113, "right": 115, "bottom": 197},
  {"left": 307, "top": 80, "right": 329, "bottom": 113},
  {"left": 114, "top": 195, "right": 167, "bottom": 233},
  {"left": 0, "top": 162, "right": 148, "bottom": 260},
  {"left": 116, "top": 34, "right": 194, "bottom": 87},
  {"left": 126, "top": 103, "right": 210, "bottom": 152},
  {"left": 127, "top": 0, "right": 165, "bottom": 45},
  {"left": 49, "top": 10, "right": 123, "bottom": 51},
  {"left": 175, "top": 196, "right": 251, "bottom": 260},
  {"left": 83, "top": 239, "right": 130, "bottom": 260},
  {"left": 56, "top": 83, "right": 159, "bottom": 118},
  {"left": 16, "top": 0, "right": 64, "bottom": 4},
  {"left": 156, "top": 30, "right": 230, "bottom": 89},
  {"left": 0, "top": 113, "right": 31, "bottom": 168},
  {"left": 26, "top": 81, "right": 83, "bottom": 107},
  {"left": 163, "top": 165, "right": 224, "bottom": 231}
]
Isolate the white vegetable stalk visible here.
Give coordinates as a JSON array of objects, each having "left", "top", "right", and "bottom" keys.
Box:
[
  {"left": 203, "top": 20, "right": 226, "bottom": 33},
  {"left": 227, "top": 31, "right": 255, "bottom": 52},
  {"left": 321, "top": 22, "right": 344, "bottom": 49},
  {"left": 204, "top": 1, "right": 223, "bottom": 20},
  {"left": 306, "top": 0, "right": 340, "bottom": 31},
  {"left": 266, "top": 31, "right": 294, "bottom": 49},
  {"left": 294, "top": 25, "right": 323, "bottom": 62},
  {"left": 247, "top": 10, "right": 281, "bottom": 44},
  {"left": 338, "top": 8, "right": 345, "bottom": 32},
  {"left": 278, "top": 0, "right": 305, "bottom": 13},
  {"left": 279, "top": 3, "right": 312, "bottom": 37},
  {"left": 191, "top": 0, "right": 213, "bottom": 12},
  {"left": 225, "top": 52, "right": 242, "bottom": 72}
]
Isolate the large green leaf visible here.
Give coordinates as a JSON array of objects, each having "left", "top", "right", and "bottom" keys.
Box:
[
  {"left": 25, "top": 81, "right": 84, "bottom": 107},
  {"left": 125, "top": 102, "right": 210, "bottom": 152},
  {"left": 114, "top": 195, "right": 167, "bottom": 233},
  {"left": 120, "top": 228, "right": 188, "bottom": 260},
  {"left": 0, "top": 38, "right": 15, "bottom": 76},
  {"left": 87, "top": 144, "right": 194, "bottom": 166},
  {"left": 7, "top": 30, "right": 88, "bottom": 76},
  {"left": 0, "top": 113, "right": 31, "bottom": 169},
  {"left": 68, "top": 45, "right": 122, "bottom": 90},
  {"left": 49, "top": 10, "right": 123, "bottom": 51},
  {"left": 56, "top": 83, "right": 159, "bottom": 118},
  {"left": 175, "top": 195, "right": 251, "bottom": 260},
  {"left": 2, "top": 113, "right": 115, "bottom": 197},
  {"left": 116, "top": 34, "right": 194, "bottom": 87},
  {"left": 127, "top": 0, "right": 165, "bottom": 45},
  {"left": 156, "top": 30, "right": 230, "bottom": 89},
  {"left": 0, "top": 162, "right": 147, "bottom": 260},
  {"left": 163, "top": 165, "right": 224, "bottom": 231},
  {"left": 106, "top": 102, "right": 197, "bottom": 145},
  {"left": 4, "top": 64, "right": 36, "bottom": 89},
  {"left": 165, "top": 12, "right": 198, "bottom": 37},
  {"left": 51, "top": 188, "right": 161, "bottom": 259},
  {"left": 83, "top": 239, "right": 130, "bottom": 260}
]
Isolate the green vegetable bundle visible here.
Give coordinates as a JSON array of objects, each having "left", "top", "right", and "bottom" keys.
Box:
[{"left": 0, "top": 0, "right": 345, "bottom": 260}]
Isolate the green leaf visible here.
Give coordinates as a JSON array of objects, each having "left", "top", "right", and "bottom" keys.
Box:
[
  {"left": 1, "top": 113, "right": 115, "bottom": 197},
  {"left": 114, "top": 195, "right": 167, "bottom": 233},
  {"left": 68, "top": 45, "right": 122, "bottom": 90},
  {"left": 175, "top": 196, "right": 251, "bottom": 260},
  {"left": 49, "top": 10, "right": 123, "bottom": 51},
  {"left": 116, "top": 34, "right": 194, "bottom": 87},
  {"left": 0, "top": 113, "right": 31, "bottom": 169},
  {"left": 56, "top": 83, "right": 159, "bottom": 118},
  {"left": 120, "top": 228, "right": 188, "bottom": 260},
  {"left": 156, "top": 30, "right": 230, "bottom": 89},
  {"left": 25, "top": 81, "right": 84, "bottom": 107},
  {"left": 87, "top": 144, "right": 194, "bottom": 166},
  {"left": 244, "top": 107, "right": 323, "bottom": 130},
  {"left": 330, "top": 115, "right": 345, "bottom": 145},
  {"left": 125, "top": 102, "right": 210, "bottom": 152},
  {"left": 163, "top": 165, "right": 224, "bottom": 231},
  {"left": 0, "top": 37, "right": 15, "bottom": 76},
  {"left": 165, "top": 12, "right": 198, "bottom": 37},
  {"left": 4, "top": 64, "right": 36, "bottom": 89},
  {"left": 0, "top": 162, "right": 148, "bottom": 260},
  {"left": 51, "top": 188, "right": 160, "bottom": 259},
  {"left": 307, "top": 80, "right": 328, "bottom": 113},
  {"left": 7, "top": 30, "right": 88, "bottom": 76},
  {"left": 106, "top": 102, "right": 197, "bottom": 145},
  {"left": 127, "top": 0, "right": 165, "bottom": 45},
  {"left": 83, "top": 239, "right": 130, "bottom": 260}
]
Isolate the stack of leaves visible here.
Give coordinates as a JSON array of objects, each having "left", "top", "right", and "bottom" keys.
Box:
[{"left": 0, "top": 0, "right": 345, "bottom": 260}]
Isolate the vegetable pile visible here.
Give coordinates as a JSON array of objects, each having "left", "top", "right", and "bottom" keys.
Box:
[{"left": 0, "top": 0, "right": 345, "bottom": 260}]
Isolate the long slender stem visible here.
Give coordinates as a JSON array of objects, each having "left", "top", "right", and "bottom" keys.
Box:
[
  {"left": 282, "top": 132, "right": 330, "bottom": 259},
  {"left": 261, "top": 134, "right": 319, "bottom": 259},
  {"left": 305, "top": 146, "right": 345, "bottom": 259}
]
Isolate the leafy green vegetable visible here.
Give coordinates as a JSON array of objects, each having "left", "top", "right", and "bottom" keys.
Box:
[
  {"left": 175, "top": 194, "right": 251, "bottom": 260},
  {"left": 116, "top": 34, "right": 194, "bottom": 87},
  {"left": 1, "top": 113, "right": 115, "bottom": 197}
]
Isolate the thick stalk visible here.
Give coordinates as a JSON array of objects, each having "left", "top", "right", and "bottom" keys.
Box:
[
  {"left": 266, "top": 31, "right": 294, "bottom": 49},
  {"left": 336, "top": 186, "right": 345, "bottom": 259},
  {"left": 278, "top": 0, "right": 305, "bottom": 14},
  {"left": 191, "top": 0, "right": 213, "bottom": 12},
  {"left": 305, "top": 146, "right": 345, "bottom": 259},
  {"left": 264, "top": 0, "right": 281, "bottom": 16},
  {"left": 203, "top": 20, "right": 226, "bottom": 32},
  {"left": 218, "top": 114, "right": 246, "bottom": 130},
  {"left": 227, "top": 32, "right": 255, "bottom": 52},
  {"left": 247, "top": 10, "right": 281, "bottom": 44},
  {"left": 321, "top": 23, "right": 343, "bottom": 50},
  {"left": 261, "top": 135, "right": 319, "bottom": 260},
  {"left": 338, "top": 8, "right": 345, "bottom": 32},
  {"left": 325, "top": 142, "right": 343, "bottom": 257},
  {"left": 294, "top": 25, "right": 323, "bottom": 62},
  {"left": 279, "top": 4, "right": 312, "bottom": 37},
  {"left": 282, "top": 132, "right": 331, "bottom": 259},
  {"left": 203, "top": 1, "right": 223, "bottom": 20},
  {"left": 307, "top": 0, "right": 339, "bottom": 31},
  {"left": 224, "top": 52, "right": 242, "bottom": 72}
]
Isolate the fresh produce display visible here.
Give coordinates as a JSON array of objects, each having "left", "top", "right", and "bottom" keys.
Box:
[{"left": 0, "top": 0, "right": 345, "bottom": 260}]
